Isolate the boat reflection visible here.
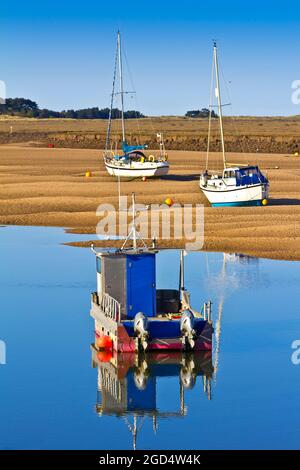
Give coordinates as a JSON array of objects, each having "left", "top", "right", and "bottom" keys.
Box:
[
  {"left": 92, "top": 347, "right": 213, "bottom": 449},
  {"left": 223, "top": 252, "right": 259, "bottom": 264}
]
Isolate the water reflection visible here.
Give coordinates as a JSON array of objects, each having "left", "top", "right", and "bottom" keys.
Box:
[
  {"left": 1, "top": 226, "right": 300, "bottom": 449},
  {"left": 205, "top": 252, "right": 261, "bottom": 296},
  {"left": 92, "top": 348, "right": 213, "bottom": 449},
  {"left": 204, "top": 253, "right": 262, "bottom": 380}
]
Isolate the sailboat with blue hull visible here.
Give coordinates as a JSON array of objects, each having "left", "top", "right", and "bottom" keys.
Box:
[
  {"left": 199, "top": 42, "right": 269, "bottom": 207},
  {"left": 104, "top": 32, "right": 169, "bottom": 178}
]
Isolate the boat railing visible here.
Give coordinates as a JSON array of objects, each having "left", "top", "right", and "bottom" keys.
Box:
[{"left": 99, "top": 292, "right": 121, "bottom": 323}]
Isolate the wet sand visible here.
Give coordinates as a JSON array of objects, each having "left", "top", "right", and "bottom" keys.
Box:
[{"left": 0, "top": 144, "right": 300, "bottom": 260}]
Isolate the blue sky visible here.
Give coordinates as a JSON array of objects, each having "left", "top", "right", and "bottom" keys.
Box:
[{"left": 0, "top": 0, "right": 299, "bottom": 116}]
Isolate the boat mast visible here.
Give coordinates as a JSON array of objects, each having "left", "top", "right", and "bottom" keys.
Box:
[
  {"left": 117, "top": 31, "right": 126, "bottom": 144},
  {"left": 179, "top": 250, "right": 185, "bottom": 292},
  {"left": 120, "top": 193, "right": 147, "bottom": 251},
  {"left": 206, "top": 54, "right": 215, "bottom": 170},
  {"left": 213, "top": 42, "right": 227, "bottom": 169},
  {"left": 132, "top": 192, "right": 137, "bottom": 250},
  {"left": 105, "top": 37, "right": 118, "bottom": 155}
]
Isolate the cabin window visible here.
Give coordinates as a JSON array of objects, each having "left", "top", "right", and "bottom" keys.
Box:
[
  {"left": 96, "top": 257, "right": 101, "bottom": 273},
  {"left": 224, "top": 170, "right": 235, "bottom": 178}
]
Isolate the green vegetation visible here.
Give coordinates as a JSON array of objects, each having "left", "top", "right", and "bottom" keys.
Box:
[
  {"left": 0, "top": 98, "right": 145, "bottom": 119},
  {"left": 185, "top": 108, "right": 218, "bottom": 118}
]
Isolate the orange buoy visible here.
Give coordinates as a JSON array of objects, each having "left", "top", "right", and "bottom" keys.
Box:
[
  {"left": 85, "top": 171, "right": 92, "bottom": 177},
  {"left": 97, "top": 335, "right": 113, "bottom": 351},
  {"left": 97, "top": 350, "right": 113, "bottom": 363},
  {"left": 165, "top": 197, "right": 174, "bottom": 207}
]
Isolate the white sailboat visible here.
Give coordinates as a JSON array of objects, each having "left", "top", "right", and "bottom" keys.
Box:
[
  {"left": 104, "top": 32, "right": 169, "bottom": 178},
  {"left": 199, "top": 42, "right": 269, "bottom": 207}
]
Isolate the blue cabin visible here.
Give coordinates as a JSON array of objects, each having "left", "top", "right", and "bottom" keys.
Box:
[{"left": 97, "top": 251, "right": 156, "bottom": 320}]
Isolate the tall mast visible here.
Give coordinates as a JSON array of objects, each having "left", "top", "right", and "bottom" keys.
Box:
[
  {"left": 132, "top": 192, "right": 137, "bottom": 250},
  {"left": 105, "top": 37, "right": 118, "bottom": 154},
  {"left": 117, "top": 31, "right": 126, "bottom": 143},
  {"left": 179, "top": 250, "right": 185, "bottom": 292},
  {"left": 213, "top": 42, "right": 227, "bottom": 169}
]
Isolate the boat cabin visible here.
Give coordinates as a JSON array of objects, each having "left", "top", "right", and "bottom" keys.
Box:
[
  {"left": 203, "top": 165, "right": 268, "bottom": 188},
  {"left": 108, "top": 148, "right": 149, "bottom": 164},
  {"left": 95, "top": 249, "right": 181, "bottom": 321},
  {"left": 91, "top": 247, "right": 213, "bottom": 353}
]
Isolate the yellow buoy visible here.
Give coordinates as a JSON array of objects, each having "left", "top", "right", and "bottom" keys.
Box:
[
  {"left": 85, "top": 171, "right": 92, "bottom": 178},
  {"left": 165, "top": 197, "right": 174, "bottom": 207},
  {"left": 262, "top": 199, "right": 268, "bottom": 206},
  {"left": 294, "top": 152, "right": 299, "bottom": 157},
  {"left": 142, "top": 176, "right": 147, "bottom": 182}
]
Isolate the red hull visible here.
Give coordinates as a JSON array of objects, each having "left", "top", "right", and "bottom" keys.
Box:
[{"left": 95, "top": 328, "right": 212, "bottom": 352}]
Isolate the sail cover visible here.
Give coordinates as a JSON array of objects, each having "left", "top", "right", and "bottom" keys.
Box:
[{"left": 235, "top": 166, "right": 268, "bottom": 187}]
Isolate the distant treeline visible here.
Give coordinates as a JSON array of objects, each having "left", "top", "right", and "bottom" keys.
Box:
[
  {"left": 0, "top": 98, "right": 218, "bottom": 119},
  {"left": 0, "top": 98, "right": 145, "bottom": 119},
  {"left": 185, "top": 108, "right": 218, "bottom": 118}
]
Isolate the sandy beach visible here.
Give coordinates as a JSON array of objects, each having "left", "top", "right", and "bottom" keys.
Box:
[{"left": 0, "top": 144, "right": 300, "bottom": 260}]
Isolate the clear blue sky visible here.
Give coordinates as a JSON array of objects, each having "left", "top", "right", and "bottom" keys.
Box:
[{"left": 1, "top": 0, "right": 299, "bottom": 116}]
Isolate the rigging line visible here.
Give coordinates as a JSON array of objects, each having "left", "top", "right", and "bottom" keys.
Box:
[
  {"left": 208, "top": 90, "right": 222, "bottom": 172},
  {"left": 125, "top": 55, "right": 158, "bottom": 141},
  {"left": 122, "top": 48, "right": 142, "bottom": 145},
  {"left": 214, "top": 44, "right": 227, "bottom": 169},
  {"left": 123, "top": 415, "right": 145, "bottom": 434},
  {"left": 206, "top": 48, "right": 215, "bottom": 170},
  {"left": 207, "top": 43, "right": 224, "bottom": 172},
  {"left": 123, "top": 47, "right": 161, "bottom": 148},
  {"left": 118, "top": 32, "right": 126, "bottom": 142},
  {"left": 111, "top": 92, "right": 120, "bottom": 152},
  {"left": 105, "top": 38, "right": 119, "bottom": 153},
  {"left": 220, "top": 64, "right": 253, "bottom": 158},
  {"left": 115, "top": 79, "right": 124, "bottom": 151}
]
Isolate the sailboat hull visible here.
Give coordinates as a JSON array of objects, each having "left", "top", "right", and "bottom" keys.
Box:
[
  {"left": 105, "top": 161, "right": 169, "bottom": 178},
  {"left": 200, "top": 182, "right": 269, "bottom": 207}
]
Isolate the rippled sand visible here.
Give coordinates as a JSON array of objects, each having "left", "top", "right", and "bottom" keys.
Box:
[{"left": 0, "top": 144, "right": 300, "bottom": 260}]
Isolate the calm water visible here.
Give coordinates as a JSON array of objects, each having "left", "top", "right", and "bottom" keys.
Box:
[{"left": 1, "top": 226, "right": 300, "bottom": 450}]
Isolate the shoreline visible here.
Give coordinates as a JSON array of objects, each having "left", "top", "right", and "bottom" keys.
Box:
[
  {"left": 1, "top": 223, "right": 299, "bottom": 262},
  {"left": 1, "top": 116, "right": 300, "bottom": 153}
]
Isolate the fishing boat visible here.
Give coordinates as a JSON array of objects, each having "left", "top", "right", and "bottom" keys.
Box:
[
  {"left": 92, "top": 350, "right": 213, "bottom": 449},
  {"left": 104, "top": 32, "right": 169, "bottom": 178},
  {"left": 199, "top": 42, "right": 269, "bottom": 207},
  {"left": 90, "top": 194, "right": 213, "bottom": 353}
]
